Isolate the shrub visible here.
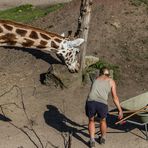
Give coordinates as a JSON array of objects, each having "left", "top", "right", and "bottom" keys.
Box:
[
  {"left": 130, "top": 0, "right": 148, "bottom": 6},
  {"left": 83, "top": 59, "right": 120, "bottom": 81}
]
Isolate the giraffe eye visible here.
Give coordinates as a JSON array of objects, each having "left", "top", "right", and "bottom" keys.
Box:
[
  {"left": 76, "top": 50, "right": 79, "bottom": 54},
  {"left": 75, "top": 49, "right": 80, "bottom": 54}
]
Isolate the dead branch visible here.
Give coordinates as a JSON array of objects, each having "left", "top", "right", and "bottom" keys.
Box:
[
  {"left": 67, "top": 131, "right": 73, "bottom": 148},
  {"left": 45, "top": 141, "right": 59, "bottom": 148},
  {"left": 0, "top": 85, "right": 45, "bottom": 148},
  {"left": 0, "top": 105, "right": 39, "bottom": 148}
]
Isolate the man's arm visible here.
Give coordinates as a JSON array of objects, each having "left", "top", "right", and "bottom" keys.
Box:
[{"left": 110, "top": 79, "right": 123, "bottom": 119}]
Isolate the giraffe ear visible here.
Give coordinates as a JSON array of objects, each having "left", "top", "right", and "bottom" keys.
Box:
[
  {"left": 61, "top": 33, "right": 65, "bottom": 37},
  {"left": 68, "top": 38, "right": 84, "bottom": 47}
]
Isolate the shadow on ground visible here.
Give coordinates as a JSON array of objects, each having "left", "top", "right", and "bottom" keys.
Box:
[
  {"left": 3, "top": 46, "right": 62, "bottom": 65},
  {"left": 44, "top": 105, "right": 90, "bottom": 147},
  {"left": 44, "top": 105, "right": 148, "bottom": 147},
  {"left": 0, "top": 114, "right": 11, "bottom": 122},
  {"left": 106, "top": 113, "right": 148, "bottom": 140}
]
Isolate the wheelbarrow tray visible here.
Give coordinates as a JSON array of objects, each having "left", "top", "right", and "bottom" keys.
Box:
[{"left": 120, "top": 92, "right": 148, "bottom": 123}]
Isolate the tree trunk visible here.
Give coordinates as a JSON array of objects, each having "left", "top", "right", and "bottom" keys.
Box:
[
  {"left": 75, "top": 0, "right": 93, "bottom": 73},
  {"left": 42, "top": 0, "right": 93, "bottom": 88}
]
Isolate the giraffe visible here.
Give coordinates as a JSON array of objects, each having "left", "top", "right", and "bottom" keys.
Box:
[{"left": 0, "top": 20, "right": 84, "bottom": 72}]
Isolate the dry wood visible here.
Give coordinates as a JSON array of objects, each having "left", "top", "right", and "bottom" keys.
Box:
[
  {"left": 75, "top": 0, "right": 93, "bottom": 72},
  {"left": 115, "top": 105, "right": 148, "bottom": 125},
  {"left": 0, "top": 85, "right": 44, "bottom": 148},
  {"left": 109, "top": 107, "right": 148, "bottom": 115}
]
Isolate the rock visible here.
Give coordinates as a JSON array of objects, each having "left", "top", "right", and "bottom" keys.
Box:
[
  {"left": 83, "top": 68, "right": 114, "bottom": 85},
  {"left": 42, "top": 56, "right": 99, "bottom": 88},
  {"left": 85, "top": 56, "right": 99, "bottom": 68},
  {"left": 41, "top": 56, "right": 115, "bottom": 88},
  {"left": 110, "top": 21, "right": 121, "bottom": 29},
  {"left": 42, "top": 65, "right": 81, "bottom": 89}
]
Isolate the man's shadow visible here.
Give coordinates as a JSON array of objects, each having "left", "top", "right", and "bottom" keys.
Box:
[{"left": 44, "top": 105, "right": 89, "bottom": 146}]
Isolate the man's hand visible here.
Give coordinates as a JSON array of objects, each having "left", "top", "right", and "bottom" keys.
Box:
[{"left": 118, "top": 110, "right": 123, "bottom": 119}]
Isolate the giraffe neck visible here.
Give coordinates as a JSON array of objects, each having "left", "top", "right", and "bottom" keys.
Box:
[
  {"left": 0, "top": 20, "right": 85, "bottom": 72},
  {"left": 0, "top": 20, "right": 66, "bottom": 52}
]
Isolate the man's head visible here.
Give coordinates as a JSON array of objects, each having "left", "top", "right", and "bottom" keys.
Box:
[{"left": 100, "top": 66, "right": 110, "bottom": 77}]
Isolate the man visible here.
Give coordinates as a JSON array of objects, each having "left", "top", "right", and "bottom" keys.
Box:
[{"left": 85, "top": 67, "right": 123, "bottom": 147}]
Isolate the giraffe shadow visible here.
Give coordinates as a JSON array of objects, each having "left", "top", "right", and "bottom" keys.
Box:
[
  {"left": 44, "top": 105, "right": 90, "bottom": 147},
  {"left": 3, "top": 46, "right": 62, "bottom": 65}
]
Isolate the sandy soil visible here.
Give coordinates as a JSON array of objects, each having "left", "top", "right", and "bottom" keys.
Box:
[{"left": 0, "top": 0, "right": 148, "bottom": 148}]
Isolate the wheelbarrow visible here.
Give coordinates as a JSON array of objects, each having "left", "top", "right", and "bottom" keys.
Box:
[{"left": 109, "top": 92, "right": 148, "bottom": 140}]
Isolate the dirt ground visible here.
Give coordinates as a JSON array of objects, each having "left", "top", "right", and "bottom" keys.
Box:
[{"left": 0, "top": 0, "right": 148, "bottom": 148}]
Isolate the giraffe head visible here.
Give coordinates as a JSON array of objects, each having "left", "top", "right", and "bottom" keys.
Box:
[{"left": 57, "top": 38, "right": 84, "bottom": 72}]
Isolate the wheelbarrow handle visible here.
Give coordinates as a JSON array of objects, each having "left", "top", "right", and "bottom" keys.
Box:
[
  {"left": 109, "top": 108, "right": 148, "bottom": 115},
  {"left": 115, "top": 105, "right": 148, "bottom": 125}
]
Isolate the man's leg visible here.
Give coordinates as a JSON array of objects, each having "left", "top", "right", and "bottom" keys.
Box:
[
  {"left": 100, "top": 118, "right": 107, "bottom": 138},
  {"left": 88, "top": 116, "right": 95, "bottom": 139},
  {"left": 99, "top": 118, "right": 107, "bottom": 144},
  {"left": 88, "top": 116, "right": 95, "bottom": 147}
]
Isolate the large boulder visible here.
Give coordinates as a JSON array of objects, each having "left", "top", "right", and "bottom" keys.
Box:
[
  {"left": 41, "top": 55, "right": 99, "bottom": 88},
  {"left": 40, "top": 64, "right": 81, "bottom": 89},
  {"left": 41, "top": 55, "right": 114, "bottom": 88},
  {"left": 84, "top": 55, "right": 99, "bottom": 68}
]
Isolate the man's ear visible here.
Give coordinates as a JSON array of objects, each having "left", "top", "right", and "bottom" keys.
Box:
[{"left": 68, "top": 38, "right": 84, "bottom": 47}]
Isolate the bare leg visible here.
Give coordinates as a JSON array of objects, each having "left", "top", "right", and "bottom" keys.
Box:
[
  {"left": 88, "top": 116, "right": 95, "bottom": 139},
  {"left": 100, "top": 118, "right": 107, "bottom": 138}
]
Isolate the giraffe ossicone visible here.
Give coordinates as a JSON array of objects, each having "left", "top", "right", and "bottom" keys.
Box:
[{"left": 0, "top": 20, "right": 84, "bottom": 72}]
